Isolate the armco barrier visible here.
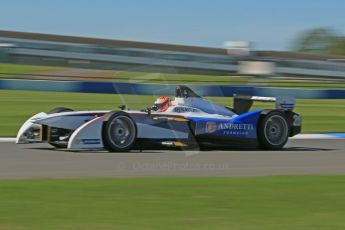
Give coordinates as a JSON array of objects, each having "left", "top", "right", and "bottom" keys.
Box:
[{"left": 0, "top": 79, "right": 345, "bottom": 99}]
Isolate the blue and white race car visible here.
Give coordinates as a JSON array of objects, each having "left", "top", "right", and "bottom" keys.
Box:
[{"left": 16, "top": 86, "right": 302, "bottom": 151}]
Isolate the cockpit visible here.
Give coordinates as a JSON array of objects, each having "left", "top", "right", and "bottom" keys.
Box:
[{"left": 150, "top": 86, "right": 236, "bottom": 117}]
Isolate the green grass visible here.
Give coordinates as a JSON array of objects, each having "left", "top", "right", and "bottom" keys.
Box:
[
  {"left": 0, "top": 90, "right": 344, "bottom": 136},
  {"left": 113, "top": 71, "right": 252, "bottom": 85},
  {"left": 0, "top": 63, "right": 62, "bottom": 76},
  {"left": 1, "top": 63, "right": 345, "bottom": 88},
  {"left": 113, "top": 71, "right": 345, "bottom": 88},
  {"left": 0, "top": 176, "right": 345, "bottom": 230}
]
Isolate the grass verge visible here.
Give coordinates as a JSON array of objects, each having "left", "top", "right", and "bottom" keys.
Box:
[
  {"left": 0, "top": 90, "right": 344, "bottom": 136},
  {"left": 0, "top": 176, "right": 345, "bottom": 230},
  {"left": 1, "top": 63, "right": 345, "bottom": 88},
  {"left": 0, "top": 63, "right": 62, "bottom": 75}
]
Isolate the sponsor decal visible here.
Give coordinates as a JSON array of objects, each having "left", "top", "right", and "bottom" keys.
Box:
[
  {"left": 81, "top": 139, "right": 101, "bottom": 145},
  {"left": 173, "top": 107, "right": 198, "bottom": 113},
  {"left": 279, "top": 104, "right": 294, "bottom": 109},
  {"left": 205, "top": 121, "right": 254, "bottom": 136}
]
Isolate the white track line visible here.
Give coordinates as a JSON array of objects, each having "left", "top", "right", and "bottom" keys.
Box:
[
  {"left": 0, "top": 138, "right": 16, "bottom": 142},
  {"left": 291, "top": 134, "right": 344, "bottom": 139},
  {"left": 291, "top": 134, "right": 330, "bottom": 139}
]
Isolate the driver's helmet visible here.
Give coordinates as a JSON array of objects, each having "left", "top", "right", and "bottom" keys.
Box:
[{"left": 154, "top": 96, "right": 171, "bottom": 112}]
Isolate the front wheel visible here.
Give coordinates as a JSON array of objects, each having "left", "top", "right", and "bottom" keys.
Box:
[
  {"left": 102, "top": 112, "right": 137, "bottom": 152},
  {"left": 258, "top": 111, "right": 289, "bottom": 150}
]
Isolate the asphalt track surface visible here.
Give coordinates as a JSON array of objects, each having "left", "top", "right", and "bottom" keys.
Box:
[{"left": 0, "top": 139, "right": 344, "bottom": 179}]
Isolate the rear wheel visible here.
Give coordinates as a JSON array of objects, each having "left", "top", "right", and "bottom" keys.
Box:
[
  {"left": 258, "top": 111, "right": 289, "bottom": 150},
  {"left": 102, "top": 112, "right": 137, "bottom": 152}
]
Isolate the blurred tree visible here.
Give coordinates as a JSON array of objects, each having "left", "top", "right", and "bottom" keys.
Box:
[
  {"left": 292, "top": 27, "right": 339, "bottom": 54},
  {"left": 329, "top": 38, "right": 345, "bottom": 55}
]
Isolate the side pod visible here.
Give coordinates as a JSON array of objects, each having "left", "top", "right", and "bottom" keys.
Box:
[{"left": 67, "top": 116, "right": 105, "bottom": 149}]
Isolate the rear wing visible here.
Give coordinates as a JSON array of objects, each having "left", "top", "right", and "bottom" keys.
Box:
[{"left": 233, "top": 94, "right": 296, "bottom": 114}]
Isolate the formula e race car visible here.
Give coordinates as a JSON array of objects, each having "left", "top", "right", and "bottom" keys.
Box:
[{"left": 16, "top": 86, "right": 302, "bottom": 151}]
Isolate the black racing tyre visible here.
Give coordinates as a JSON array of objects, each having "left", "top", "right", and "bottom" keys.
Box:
[
  {"left": 257, "top": 111, "right": 289, "bottom": 150},
  {"left": 102, "top": 111, "right": 137, "bottom": 152},
  {"left": 47, "top": 107, "right": 74, "bottom": 148},
  {"left": 47, "top": 107, "right": 74, "bottom": 114}
]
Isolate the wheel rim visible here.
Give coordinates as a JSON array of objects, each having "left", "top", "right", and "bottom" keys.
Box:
[
  {"left": 264, "top": 115, "right": 288, "bottom": 146},
  {"left": 108, "top": 115, "right": 135, "bottom": 149}
]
